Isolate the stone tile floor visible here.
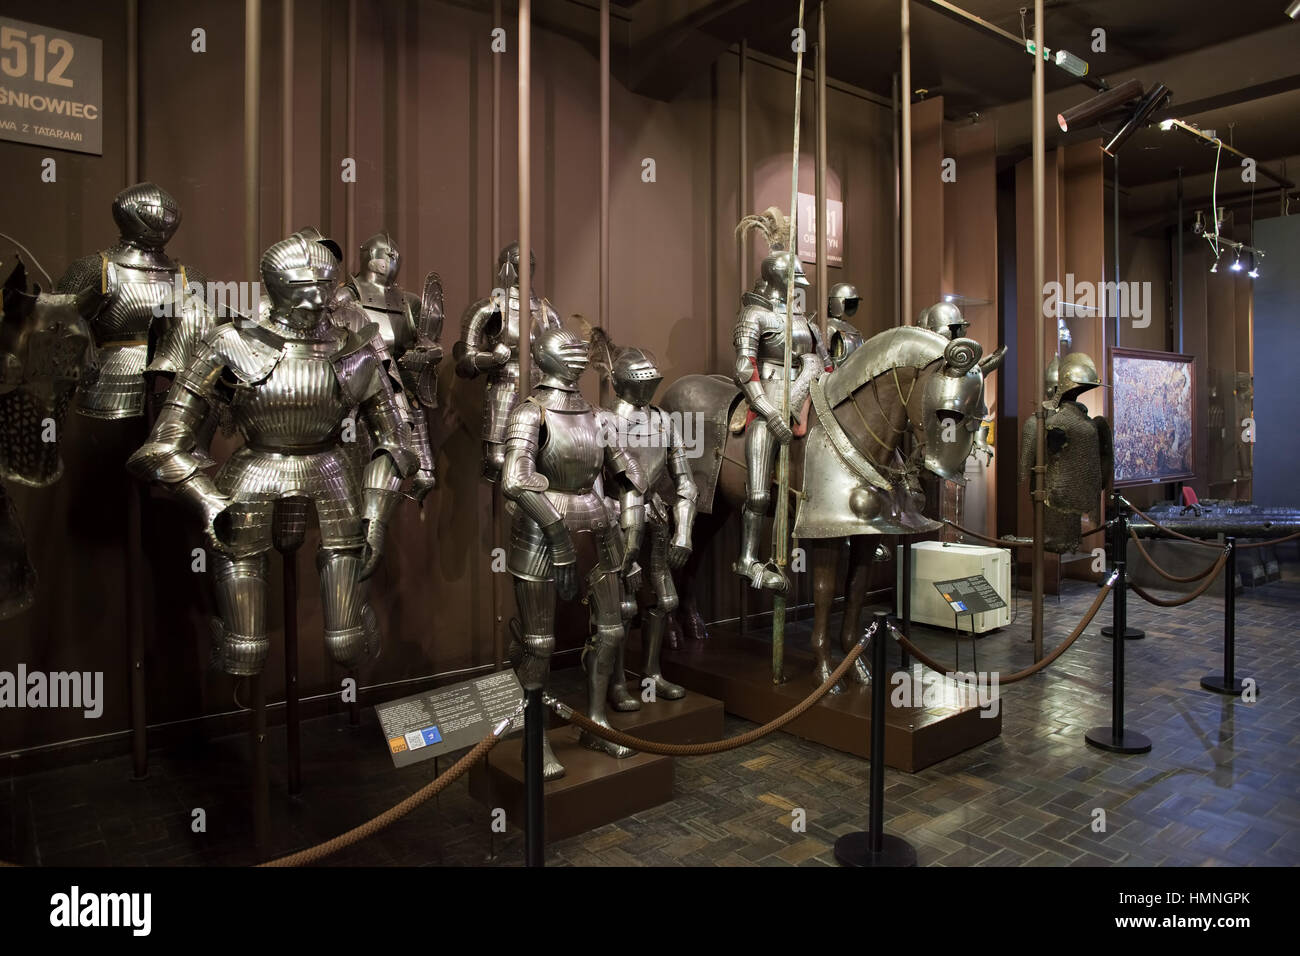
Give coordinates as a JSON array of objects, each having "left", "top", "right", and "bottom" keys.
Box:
[{"left": 3, "top": 560, "right": 1297, "bottom": 867}]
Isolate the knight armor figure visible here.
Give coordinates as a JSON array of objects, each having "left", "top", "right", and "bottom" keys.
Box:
[
  {"left": 127, "top": 233, "right": 416, "bottom": 675},
  {"left": 56, "top": 183, "right": 215, "bottom": 419},
  {"left": 1, "top": 257, "right": 96, "bottom": 618},
  {"left": 1019, "top": 352, "right": 1113, "bottom": 553},
  {"left": 593, "top": 335, "right": 697, "bottom": 701},
  {"left": 502, "top": 327, "right": 645, "bottom": 780},
  {"left": 731, "top": 236, "right": 823, "bottom": 591},
  {"left": 454, "top": 242, "right": 562, "bottom": 482},
  {"left": 333, "top": 233, "right": 442, "bottom": 502}
]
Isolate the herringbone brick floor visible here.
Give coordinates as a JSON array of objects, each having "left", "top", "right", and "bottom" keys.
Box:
[{"left": 4, "top": 559, "right": 1297, "bottom": 867}]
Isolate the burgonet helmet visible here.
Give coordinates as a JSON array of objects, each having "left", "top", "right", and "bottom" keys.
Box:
[{"left": 828, "top": 282, "right": 861, "bottom": 318}]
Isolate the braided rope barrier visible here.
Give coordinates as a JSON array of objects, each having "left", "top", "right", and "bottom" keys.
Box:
[
  {"left": 888, "top": 583, "right": 1113, "bottom": 685},
  {"left": 1128, "top": 531, "right": 1227, "bottom": 583},
  {"left": 551, "top": 634, "right": 870, "bottom": 756},
  {"left": 941, "top": 518, "right": 1106, "bottom": 550},
  {"left": 1129, "top": 550, "right": 1230, "bottom": 609}
]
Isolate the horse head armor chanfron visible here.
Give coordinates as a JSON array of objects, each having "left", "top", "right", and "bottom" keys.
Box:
[{"left": 795, "top": 326, "right": 994, "bottom": 539}]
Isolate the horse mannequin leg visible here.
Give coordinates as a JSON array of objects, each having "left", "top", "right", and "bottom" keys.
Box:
[
  {"left": 836, "top": 535, "right": 876, "bottom": 686},
  {"left": 809, "top": 538, "right": 846, "bottom": 693}
]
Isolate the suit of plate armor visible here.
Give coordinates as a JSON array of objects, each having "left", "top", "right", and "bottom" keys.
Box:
[
  {"left": 732, "top": 250, "right": 822, "bottom": 591},
  {"left": 602, "top": 346, "right": 697, "bottom": 701},
  {"left": 55, "top": 183, "right": 214, "bottom": 419},
  {"left": 1019, "top": 352, "right": 1113, "bottom": 554},
  {"left": 454, "top": 242, "right": 562, "bottom": 482},
  {"left": 127, "top": 234, "right": 415, "bottom": 675},
  {"left": 333, "top": 233, "right": 442, "bottom": 503},
  {"left": 502, "top": 328, "right": 645, "bottom": 781},
  {"left": 1, "top": 259, "right": 95, "bottom": 618}
]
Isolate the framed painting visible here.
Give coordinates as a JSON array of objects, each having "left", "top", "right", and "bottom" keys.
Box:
[{"left": 1109, "top": 348, "right": 1196, "bottom": 487}]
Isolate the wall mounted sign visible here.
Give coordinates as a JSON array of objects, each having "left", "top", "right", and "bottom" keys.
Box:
[
  {"left": 0, "top": 16, "right": 103, "bottom": 155},
  {"left": 797, "top": 192, "right": 843, "bottom": 266}
]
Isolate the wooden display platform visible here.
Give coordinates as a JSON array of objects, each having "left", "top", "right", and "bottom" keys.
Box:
[
  {"left": 661, "top": 632, "right": 1001, "bottom": 772},
  {"left": 468, "top": 688, "right": 725, "bottom": 842}
]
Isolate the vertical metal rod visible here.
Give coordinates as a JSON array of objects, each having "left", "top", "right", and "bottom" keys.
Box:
[
  {"left": 1030, "top": 0, "right": 1046, "bottom": 662},
  {"left": 892, "top": 72, "right": 901, "bottom": 327},
  {"left": 1113, "top": 153, "right": 1121, "bottom": 347},
  {"left": 1111, "top": 513, "right": 1127, "bottom": 740},
  {"left": 816, "top": 2, "right": 828, "bottom": 344},
  {"left": 281, "top": 0, "right": 295, "bottom": 235},
  {"left": 125, "top": 0, "right": 138, "bottom": 183},
  {"left": 523, "top": 685, "right": 545, "bottom": 866},
  {"left": 772, "top": 0, "right": 808, "bottom": 685},
  {"left": 899, "top": 537, "right": 911, "bottom": 669},
  {"left": 244, "top": 0, "right": 262, "bottom": 280},
  {"left": 600, "top": 0, "right": 610, "bottom": 332},
  {"left": 492, "top": 0, "right": 501, "bottom": 259},
  {"left": 283, "top": 549, "right": 301, "bottom": 795},
  {"left": 250, "top": 674, "right": 270, "bottom": 860},
  {"left": 1222, "top": 538, "right": 1236, "bottom": 686},
  {"left": 739, "top": 40, "right": 748, "bottom": 294},
  {"left": 1176, "top": 167, "right": 1184, "bottom": 352},
  {"left": 517, "top": 0, "right": 532, "bottom": 393},
  {"left": 868, "top": 614, "right": 887, "bottom": 852},
  {"left": 127, "top": 483, "right": 147, "bottom": 779},
  {"left": 345, "top": 0, "right": 357, "bottom": 258},
  {"left": 900, "top": 0, "right": 912, "bottom": 326}
]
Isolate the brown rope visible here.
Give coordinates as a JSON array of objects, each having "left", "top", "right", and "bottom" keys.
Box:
[
  {"left": 1238, "top": 528, "right": 1300, "bottom": 549},
  {"left": 942, "top": 518, "right": 1107, "bottom": 550},
  {"left": 1124, "top": 503, "right": 1224, "bottom": 549},
  {"left": 256, "top": 731, "right": 501, "bottom": 867},
  {"left": 1130, "top": 551, "right": 1230, "bottom": 608},
  {"left": 891, "top": 584, "right": 1113, "bottom": 685},
  {"left": 1128, "top": 531, "right": 1226, "bottom": 583},
  {"left": 555, "top": 637, "right": 868, "bottom": 756}
]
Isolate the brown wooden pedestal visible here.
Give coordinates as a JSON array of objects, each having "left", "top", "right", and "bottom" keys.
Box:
[
  {"left": 662, "top": 632, "right": 1000, "bottom": 772},
  {"left": 468, "top": 687, "right": 725, "bottom": 842}
]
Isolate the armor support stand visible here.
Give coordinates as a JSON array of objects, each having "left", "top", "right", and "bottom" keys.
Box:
[
  {"left": 250, "top": 673, "right": 271, "bottom": 860},
  {"left": 1030, "top": 0, "right": 1046, "bottom": 663},
  {"left": 524, "top": 684, "right": 545, "bottom": 866},
  {"left": 128, "top": 478, "right": 147, "bottom": 780},
  {"left": 278, "top": 538, "right": 302, "bottom": 796}
]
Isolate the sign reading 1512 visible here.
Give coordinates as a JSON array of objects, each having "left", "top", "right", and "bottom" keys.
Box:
[{"left": 0, "top": 17, "right": 103, "bottom": 155}]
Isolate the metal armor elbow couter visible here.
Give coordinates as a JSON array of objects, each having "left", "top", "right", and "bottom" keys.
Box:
[
  {"left": 56, "top": 182, "right": 216, "bottom": 420},
  {"left": 453, "top": 241, "right": 562, "bottom": 482},
  {"left": 501, "top": 327, "right": 645, "bottom": 781},
  {"left": 333, "top": 232, "right": 443, "bottom": 504},
  {"left": 127, "top": 233, "right": 416, "bottom": 676}
]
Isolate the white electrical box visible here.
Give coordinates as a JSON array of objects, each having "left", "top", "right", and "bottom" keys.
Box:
[{"left": 896, "top": 541, "right": 1012, "bottom": 633}]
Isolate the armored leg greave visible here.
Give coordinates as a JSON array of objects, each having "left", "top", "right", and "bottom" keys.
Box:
[
  {"left": 643, "top": 528, "right": 685, "bottom": 699},
  {"left": 579, "top": 564, "right": 636, "bottom": 759},
  {"left": 513, "top": 577, "right": 565, "bottom": 780},
  {"left": 482, "top": 441, "right": 505, "bottom": 482},
  {"left": 736, "top": 420, "right": 787, "bottom": 591},
  {"left": 211, "top": 553, "right": 270, "bottom": 676}
]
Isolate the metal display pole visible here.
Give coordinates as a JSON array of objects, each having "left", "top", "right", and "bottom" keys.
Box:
[
  {"left": 1201, "top": 538, "right": 1251, "bottom": 696},
  {"left": 1029, "top": 0, "right": 1046, "bottom": 663},
  {"left": 834, "top": 613, "right": 917, "bottom": 866},
  {"left": 250, "top": 674, "right": 271, "bottom": 860},
  {"left": 517, "top": 0, "right": 532, "bottom": 393},
  {"left": 523, "top": 685, "right": 545, "bottom": 866},
  {"left": 1085, "top": 504, "right": 1152, "bottom": 754}
]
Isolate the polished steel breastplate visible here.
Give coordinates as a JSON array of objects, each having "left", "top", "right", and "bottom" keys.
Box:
[{"left": 233, "top": 343, "right": 348, "bottom": 451}]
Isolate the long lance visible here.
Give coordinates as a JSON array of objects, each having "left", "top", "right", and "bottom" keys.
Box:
[{"left": 772, "top": 0, "right": 807, "bottom": 685}]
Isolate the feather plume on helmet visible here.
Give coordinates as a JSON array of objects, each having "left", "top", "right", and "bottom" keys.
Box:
[
  {"left": 581, "top": 320, "right": 663, "bottom": 407},
  {"left": 581, "top": 317, "right": 619, "bottom": 385},
  {"left": 735, "top": 206, "right": 793, "bottom": 252}
]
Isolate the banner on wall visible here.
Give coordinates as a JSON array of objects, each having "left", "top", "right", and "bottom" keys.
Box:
[
  {"left": 0, "top": 16, "right": 103, "bottom": 155},
  {"left": 797, "top": 192, "right": 843, "bottom": 267}
]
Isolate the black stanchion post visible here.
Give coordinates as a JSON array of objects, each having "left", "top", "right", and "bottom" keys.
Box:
[
  {"left": 899, "top": 538, "right": 911, "bottom": 669},
  {"left": 833, "top": 612, "right": 917, "bottom": 867},
  {"left": 1201, "top": 537, "right": 1251, "bottom": 696},
  {"left": 250, "top": 673, "right": 271, "bottom": 860},
  {"left": 1102, "top": 498, "right": 1144, "bottom": 640},
  {"left": 1086, "top": 504, "right": 1151, "bottom": 754},
  {"left": 283, "top": 548, "right": 301, "bottom": 796},
  {"left": 523, "top": 684, "right": 545, "bottom": 867}
]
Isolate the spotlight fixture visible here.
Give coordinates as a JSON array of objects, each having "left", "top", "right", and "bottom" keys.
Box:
[
  {"left": 1103, "top": 83, "right": 1172, "bottom": 156},
  {"left": 1053, "top": 49, "right": 1090, "bottom": 77},
  {"left": 1288, "top": 0, "right": 1300, "bottom": 19},
  {"left": 1056, "top": 78, "right": 1145, "bottom": 133},
  {"left": 1210, "top": 259, "right": 1218, "bottom": 273},
  {"left": 1230, "top": 256, "right": 1243, "bottom": 272},
  {"left": 1248, "top": 256, "right": 1260, "bottom": 279},
  {"left": 1159, "top": 118, "right": 1174, "bottom": 131}
]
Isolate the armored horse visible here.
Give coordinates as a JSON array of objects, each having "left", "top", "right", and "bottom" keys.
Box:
[{"left": 660, "top": 326, "right": 1002, "bottom": 689}]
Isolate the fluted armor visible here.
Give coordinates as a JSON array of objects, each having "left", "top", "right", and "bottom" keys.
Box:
[
  {"left": 127, "top": 233, "right": 415, "bottom": 675},
  {"left": 1019, "top": 352, "right": 1113, "bottom": 554},
  {"left": 332, "top": 233, "right": 443, "bottom": 503},
  {"left": 731, "top": 249, "right": 823, "bottom": 591},
  {"left": 0, "top": 258, "right": 96, "bottom": 618},
  {"left": 454, "top": 242, "right": 562, "bottom": 482},
  {"left": 595, "top": 341, "right": 697, "bottom": 702},
  {"left": 502, "top": 327, "right": 645, "bottom": 780},
  {"left": 55, "top": 183, "right": 215, "bottom": 419}
]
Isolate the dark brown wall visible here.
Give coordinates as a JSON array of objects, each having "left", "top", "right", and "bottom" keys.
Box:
[{"left": 0, "top": 1, "right": 897, "bottom": 757}]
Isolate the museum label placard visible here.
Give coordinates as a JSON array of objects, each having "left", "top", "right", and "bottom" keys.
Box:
[
  {"left": 375, "top": 669, "right": 525, "bottom": 769},
  {"left": 0, "top": 16, "right": 103, "bottom": 155}
]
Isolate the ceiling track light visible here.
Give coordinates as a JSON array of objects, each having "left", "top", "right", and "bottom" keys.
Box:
[
  {"left": 1057, "top": 78, "right": 1145, "bottom": 133},
  {"left": 1103, "top": 83, "right": 1172, "bottom": 157},
  {"left": 1287, "top": 0, "right": 1300, "bottom": 19}
]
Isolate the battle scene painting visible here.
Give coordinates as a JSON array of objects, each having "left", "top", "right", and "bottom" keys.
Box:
[{"left": 1110, "top": 349, "right": 1196, "bottom": 486}]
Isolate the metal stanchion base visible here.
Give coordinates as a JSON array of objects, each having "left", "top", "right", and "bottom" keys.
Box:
[
  {"left": 1200, "top": 675, "right": 1249, "bottom": 696},
  {"left": 1084, "top": 726, "right": 1152, "bottom": 754},
  {"left": 1101, "top": 626, "right": 1145, "bottom": 640},
  {"left": 833, "top": 832, "right": 918, "bottom": 867}
]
